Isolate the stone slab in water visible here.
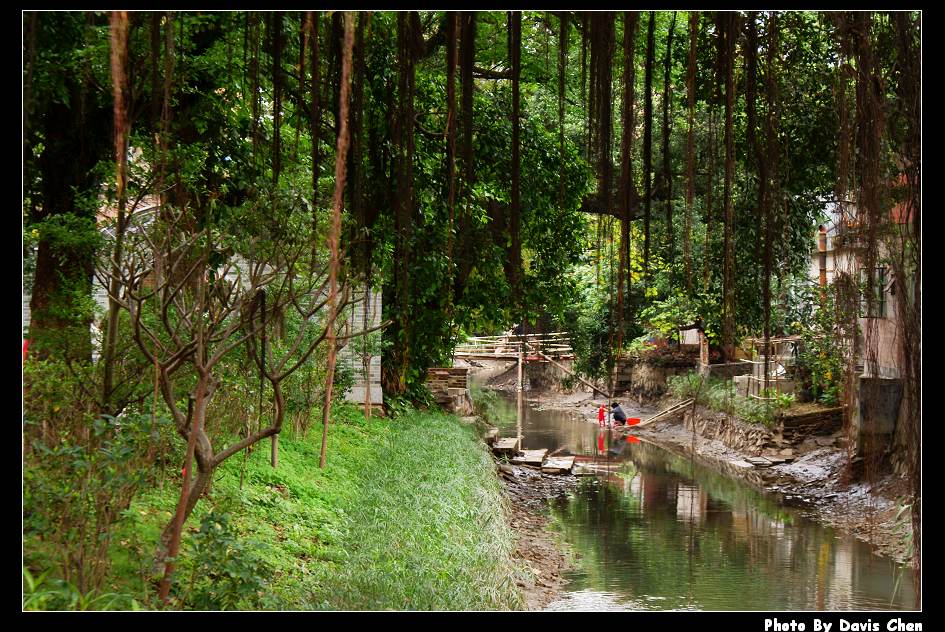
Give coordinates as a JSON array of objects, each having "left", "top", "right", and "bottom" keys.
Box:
[
  {"left": 512, "top": 449, "right": 548, "bottom": 466},
  {"left": 542, "top": 456, "right": 575, "bottom": 474},
  {"left": 493, "top": 438, "right": 520, "bottom": 454}
]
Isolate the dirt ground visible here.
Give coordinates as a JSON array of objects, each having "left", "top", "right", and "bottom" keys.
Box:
[{"left": 506, "top": 383, "right": 915, "bottom": 568}]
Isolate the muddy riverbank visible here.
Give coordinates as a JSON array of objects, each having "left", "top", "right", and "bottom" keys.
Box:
[
  {"left": 501, "top": 382, "right": 914, "bottom": 568},
  {"left": 497, "top": 463, "right": 578, "bottom": 609},
  {"left": 465, "top": 347, "right": 914, "bottom": 571}
]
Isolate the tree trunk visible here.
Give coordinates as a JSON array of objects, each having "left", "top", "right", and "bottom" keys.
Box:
[
  {"left": 684, "top": 11, "right": 697, "bottom": 292},
  {"left": 102, "top": 11, "right": 130, "bottom": 410},
  {"left": 721, "top": 12, "right": 737, "bottom": 362},
  {"left": 508, "top": 11, "right": 522, "bottom": 316},
  {"left": 454, "top": 12, "right": 477, "bottom": 304},
  {"left": 661, "top": 12, "right": 676, "bottom": 262},
  {"left": 558, "top": 12, "right": 568, "bottom": 214},
  {"left": 617, "top": 11, "right": 638, "bottom": 353},
  {"left": 321, "top": 12, "right": 355, "bottom": 468},
  {"left": 271, "top": 12, "right": 283, "bottom": 186},
  {"left": 643, "top": 11, "right": 655, "bottom": 282},
  {"left": 383, "top": 12, "right": 416, "bottom": 397},
  {"left": 28, "top": 15, "right": 109, "bottom": 362},
  {"left": 444, "top": 12, "right": 459, "bottom": 327}
]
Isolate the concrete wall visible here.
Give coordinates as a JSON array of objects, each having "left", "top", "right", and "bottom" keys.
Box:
[
  {"left": 699, "top": 361, "right": 753, "bottom": 380},
  {"left": 614, "top": 359, "right": 697, "bottom": 399},
  {"left": 525, "top": 358, "right": 579, "bottom": 392}
]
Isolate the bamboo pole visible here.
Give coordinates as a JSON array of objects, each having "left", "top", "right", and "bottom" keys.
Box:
[{"left": 533, "top": 348, "right": 611, "bottom": 399}]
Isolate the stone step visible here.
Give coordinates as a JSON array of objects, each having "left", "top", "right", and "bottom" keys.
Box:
[{"left": 511, "top": 449, "right": 548, "bottom": 466}]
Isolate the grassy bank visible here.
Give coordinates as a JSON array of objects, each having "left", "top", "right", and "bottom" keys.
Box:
[{"left": 26, "top": 406, "right": 524, "bottom": 610}]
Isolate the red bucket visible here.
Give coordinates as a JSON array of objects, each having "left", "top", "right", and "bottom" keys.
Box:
[{"left": 627, "top": 417, "right": 641, "bottom": 426}]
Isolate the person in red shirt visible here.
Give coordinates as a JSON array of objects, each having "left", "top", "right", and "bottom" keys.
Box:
[{"left": 597, "top": 404, "right": 606, "bottom": 427}]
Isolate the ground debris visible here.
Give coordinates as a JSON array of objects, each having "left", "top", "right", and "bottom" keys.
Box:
[{"left": 494, "top": 459, "right": 578, "bottom": 610}]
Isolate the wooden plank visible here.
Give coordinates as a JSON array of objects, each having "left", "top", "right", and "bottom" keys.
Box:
[
  {"left": 511, "top": 449, "right": 548, "bottom": 466},
  {"left": 636, "top": 398, "right": 694, "bottom": 427},
  {"left": 542, "top": 456, "right": 575, "bottom": 474},
  {"left": 532, "top": 349, "right": 610, "bottom": 398},
  {"left": 493, "top": 438, "right": 520, "bottom": 454}
]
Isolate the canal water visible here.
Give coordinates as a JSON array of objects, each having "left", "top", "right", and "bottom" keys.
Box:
[{"left": 485, "top": 389, "right": 917, "bottom": 611}]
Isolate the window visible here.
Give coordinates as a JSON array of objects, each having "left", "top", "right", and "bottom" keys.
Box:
[{"left": 860, "top": 266, "right": 886, "bottom": 318}]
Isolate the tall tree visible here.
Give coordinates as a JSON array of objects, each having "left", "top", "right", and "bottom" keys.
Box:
[
  {"left": 454, "top": 12, "right": 477, "bottom": 305},
  {"left": 26, "top": 13, "right": 111, "bottom": 362},
  {"left": 307, "top": 11, "right": 321, "bottom": 255},
  {"left": 643, "top": 11, "right": 655, "bottom": 282},
  {"left": 761, "top": 12, "right": 779, "bottom": 395},
  {"left": 617, "top": 11, "right": 638, "bottom": 353},
  {"left": 684, "top": 11, "right": 697, "bottom": 292},
  {"left": 508, "top": 11, "right": 522, "bottom": 316},
  {"left": 320, "top": 12, "right": 356, "bottom": 469},
  {"left": 558, "top": 12, "right": 568, "bottom": 215},
  {"left": 721, "top": 11, "right": 738, "bottom": 362},
  {"left": 745, "top": 12, "right": 763, "bottom": 287},
  {"left": 889, "top": 11, "right": 921, "bottom": 593},
  {"left": 444, "top": 11, "right": 459, "bottom": 327},
  {"left": 661, "top": 11, "right": 677, "bottom": 262},
  {"left": 101, "top": 11, "right": 130, "bottom": 409},
  {"left": 271, "top": 12, "right": 283, "bottom": 186},
  {"left": 383, "top": 12, "right": 417, "bottom": 396}
]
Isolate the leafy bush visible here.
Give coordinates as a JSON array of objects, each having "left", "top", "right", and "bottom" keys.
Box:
[
  {"left": 176, "top": 510, "right": 271, "bottom": 610},
  {"left": 668, "top": 371, "right": 704, "bottom": 399},
  {"left": 23, "top": 567, "right": 142, "bottom": 611},
  {"left": 792, "top": 278, "right": 850, "bottom": 406},
  {"left": 24, "top": 358, "right": 167, "bottom": 596},
  {"left": 668, "top": 370, "right": 787, "bottom": 426}
]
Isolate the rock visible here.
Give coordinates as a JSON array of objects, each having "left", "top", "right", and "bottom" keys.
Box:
[{"left": 779, "top": 448, "right": 794, "bottom": 456}]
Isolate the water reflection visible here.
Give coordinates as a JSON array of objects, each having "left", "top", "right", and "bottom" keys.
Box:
[{"left": 484, "top": 390, "right": 916, "bottom": 610}]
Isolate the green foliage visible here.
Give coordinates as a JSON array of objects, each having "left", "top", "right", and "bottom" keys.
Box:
[
  {"left": 104, "top": 407, "right": 523, "bottom": 610},
  {"left": 637, "top": 293, "right": 699, "bottom": 339},
  {"left": 470, "top": 383, "right": 502, "bottom": 426},
  {"left": 795, "top": 280, "right": 847, "bottom": 406},
  {"left": 24, "top": 358, "right": 168, "bottom": 596},
  {"left": 668, "top": 370, "right": 786, "bottom": 426},
  {"left": 176, "top": 510, "right": 271, "bottom": 610},
  {"left": 667, "top": 371, "right": 704, "bottom": 400},
  {"left": 23, "top": 567, "right": 142, "bottom": 611}
]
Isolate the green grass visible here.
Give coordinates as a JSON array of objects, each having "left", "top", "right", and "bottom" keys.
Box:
[
  {"left": 667, "top": 371, "right": 785, "bottom": 426},
  {"left": 98, "top": 405, "right": 524, "bottom": 610}
]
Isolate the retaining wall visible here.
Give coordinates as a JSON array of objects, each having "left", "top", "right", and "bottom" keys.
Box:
[{"left": 614, "top": 359, "right": 696, "bottom": 399}]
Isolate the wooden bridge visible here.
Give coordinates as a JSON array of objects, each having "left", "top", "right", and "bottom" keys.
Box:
[
  {"left": 454, "top": 331, "right": 610, "bottom": 397},
  {"left": 453, "top": 332, "right": 574, "bottom": 361}
]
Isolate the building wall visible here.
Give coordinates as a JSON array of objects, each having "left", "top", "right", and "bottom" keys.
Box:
[
  {"left": 338, "top": 286, "right": 383, "bottom": 405},
  {"left": 809, "top": 219, "right": 903, "bottom": 379}
]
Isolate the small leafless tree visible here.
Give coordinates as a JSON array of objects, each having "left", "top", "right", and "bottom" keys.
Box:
[{"left": 99, "top": 193, "right": 384, "bottom": 603}]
